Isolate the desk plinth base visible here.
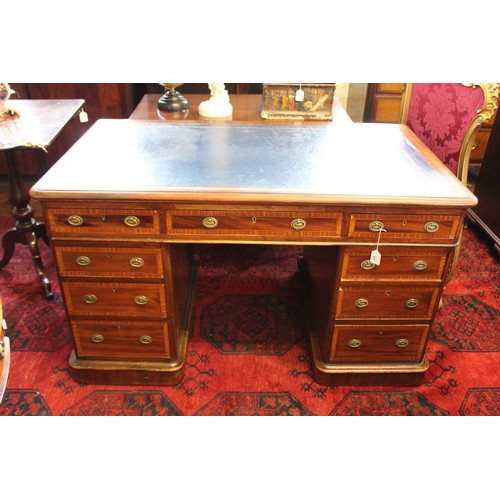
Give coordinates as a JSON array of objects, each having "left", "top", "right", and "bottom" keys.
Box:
[
  {"left": 309, "top": 332, "right": 428, "bottom": 387},
  {"left": 68, "top": 328, "right": 190, "bottom": 386}
]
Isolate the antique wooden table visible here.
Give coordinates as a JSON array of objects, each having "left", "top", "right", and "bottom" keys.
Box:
[
  {"left": 0, "top": 99, "right": 84, "bottom": 298},
  {"left": 129, "top": 93, "right": 352, "bottom": 124},
  {"left": 30, "top": 119, "right": 476, "bottom": 386}
]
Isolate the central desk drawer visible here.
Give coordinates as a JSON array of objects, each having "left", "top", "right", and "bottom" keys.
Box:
[
  {"left": 340, "top": 247, "right": 450, "bottom": 282},
  {"left": 336, "top": 286, "right": 439, "bottom": 320},
  {"left": 166, "top": 209, "right": 342, "bottom": 240},
  {"left": 55, "top": 246, "right": 164, "bottom": 278},
  {"left": 46, "top": 208, "right": 160, "bottom": 237},
  {"left": 72, "top": 320, "right": 170, "bottom": 360},
  {"left": 62, "top": 282, "right": 167, "bottom": 318},
  {"left": 330, "top": 324, "right": 428, "bottom": 363}
]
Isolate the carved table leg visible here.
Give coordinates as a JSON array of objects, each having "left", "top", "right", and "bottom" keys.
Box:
[{"left": 0, "top": 150, "right": 53, "bottom": 300}]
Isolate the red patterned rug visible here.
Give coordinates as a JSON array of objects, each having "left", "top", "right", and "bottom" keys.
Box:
[{"left": 0, "top": 218, "right": 499, "bottom": 416}]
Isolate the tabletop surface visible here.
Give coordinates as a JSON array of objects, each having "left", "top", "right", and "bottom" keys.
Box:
[
  {"left": 0, "top": 99, "right": 85, "bottom": 150},
  {"left": 129, "top": 94, "right": 352, "bottom": 125},
  {"left": 31, "top": 119, "right": 476, "bottom": 207}
]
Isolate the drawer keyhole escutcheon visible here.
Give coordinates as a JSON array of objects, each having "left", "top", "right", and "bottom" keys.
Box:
[
  {"left": 252, "top": 216, "right": 257, "bottom": 224},
  {"left": 139, "top": 335, "right": 153, "bottom": 345},
  {"left": 91, "top": 334, "right": 104, "bottom": 343},
  {"left": 76, "top": 256, "right": 91, "bottom": 266},
  {"left": 291, "top": 218, "right": 307, "bottom": 230},
  {"left": 134, "top": 295, "right": 148, "bottom": 305},
  {"left": 124, "top": 216, "right": 141, "bottom": 227},
  {"left": 424, "top": 221, "right": 439, "bottom": 233},
  {"left": 355, "top": 298, "right": 369, "bottom": 308},
  {"left": 406, "top": 298, "right": 419, "bottom": 309},
  {"left": 348, "top": 339, "right": 362, "bottom": 348},
  {"left": 83, "top": 294, "right": 97, "bottom": 304},
  {"left": 202, "top": 217, "right": 219, "bottom": 229},
  {"left": 396, "top": 338, "right": 409, "bottom": 348},
  {"left": 413, "top": 260, "right": 428, "bottom": 271},
  {"left": 129, "top": 257, "right": 145, "bottom": 268},
  {"left": 369, "top": 221, "right": 384, "bottom": 232},
  {"left": 361, "top": 260, "right": 375, "bottom": 270},
  {"left": 67, "top": 215, "right": 83, "bottom": 226}
]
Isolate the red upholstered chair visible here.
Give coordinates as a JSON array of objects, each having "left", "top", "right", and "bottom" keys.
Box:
[{"left": 399, "top": 83, "right": 499, "bottom": 185}]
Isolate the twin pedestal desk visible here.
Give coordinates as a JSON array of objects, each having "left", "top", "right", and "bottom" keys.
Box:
[{"left": 30, "top": 120, "right": 476, "bottom": 386}]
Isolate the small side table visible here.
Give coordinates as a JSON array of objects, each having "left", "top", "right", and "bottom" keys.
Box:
[{"left": 0, "top": 99, "right": 85, "bottom": 299}]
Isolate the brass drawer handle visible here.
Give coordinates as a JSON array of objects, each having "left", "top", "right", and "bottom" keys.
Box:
[
  {"left": 355, "top": 298, "right": 369, "bottom": 308},
  {"left": 76, "top": 256, "right": 91, "bottom": 266},
  {"left": 134, "top": 295, "right": 148, "bottom": 305},
  {"left": 348, "top": 338, "right": 362, "bottom": 348},
  {"left": 361, "top": 259, "right": 375, "bottom": 270},
  {"left": 129, "top": 257, "right": 145, "bottom": 268},
  {"left": 90, "top": 334, "right": 104, "bottom": 343},
  {"left": 369, "top": 220, "right": 384, "bottom": 232},
  {"left": 202, "top": 216, "right": 219, "bottom": 229},
  {"left": 291, "top": 218, "right": 307, "bottom": 230},
  {"left": 405, "top": 298, "right": 419, "bottom": 309},
  {"left": 396, "top": 338, "right": 409, "bottom": 348},
  {"left": 413, "top": 260, "right": 428, "bottom": 271},
  {"left": 139, "top": 335, "right": 153, "bottom": 345},
  {"left": 67, "top": 215, "right": 83, "bottom": 226},
  {"left": 0, "top": 340, "right": 5, "bottom": 359},
  {"left": 83, "top": 294, "right": 97, "bottom": 304},
  {"left": 424, "top": 221, "right": 439, "bottom": 233},
  {"left": 124, "top": 215, "right": 141, "bottom": 227}
]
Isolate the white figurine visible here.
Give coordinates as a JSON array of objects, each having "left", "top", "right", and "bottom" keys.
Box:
[
  {"left": 198, "top": 83, "right": 233, "bottom": 118},
  {"left": 0, "top": 83, "right": 17, "bottom": 120}
]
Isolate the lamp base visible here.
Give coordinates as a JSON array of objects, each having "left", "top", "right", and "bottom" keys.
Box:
[{"left": 158, "top": 90, "right": 189, "bottom": 112}]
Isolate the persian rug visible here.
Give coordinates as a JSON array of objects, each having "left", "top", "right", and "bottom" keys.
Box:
[{"left": 0, "top": 217, "right": 499, "bottom": 416}]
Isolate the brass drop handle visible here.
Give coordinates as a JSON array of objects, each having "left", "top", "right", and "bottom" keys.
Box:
[
  {"left": 348, "top": 339, "right": 362, "bottom": 348},
  {"left": 139, "top": 335, "right": 153, "bottom": 345},
  {"left": 129, "top": 257, "right": 145, "bottom": 268},
  {"left": 405, "top": 298, "right": 419, "bottom": 309},
  {"left": 134, "top": 295, "right": 148, "bottom": 305},
  {"left": 83, "top": 294, "right": 97, "bottom": 304},
  {"left": 76, "top": 256, "right": 91, "bottom": 266},
  {"left": 413, "top": 260, "right": 428, "bottom": 271},
  {"left": 361, "top": 260, "right": 375, "bottom": 270},
  {"left": 291, "top": 218, "right": 307, "bottom": 230},
  {"left": 202, "top": 216, "right": 219, "bottom": 229},
  {"left": 396, "top": 338, "right": 409, "bottom": 348},
  {"left": 355, "top": 298, "right": 369, "bottom": 308},
  {"left": 369, "top": 220, "right": 384, "bottom": 232},
  {"left": 0, "top": 340, "right": 6, "bottom": 359},
  {"left": 91, "top": 334, "right": 104, "bottom": 343},
  {"left": 424, "top": 221, "right": 439, "bottom": 233},
  {"left": 124, "top": 215, "right": 141, "bottom": 227},
  {"left": 67, "top": 215, "right": 83, "bottom": 226}
]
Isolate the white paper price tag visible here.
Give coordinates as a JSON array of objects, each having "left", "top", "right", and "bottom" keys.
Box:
[
  {"left": 370, "top": 249, "right": 382, "bottom": 265},
  {"left": 295, "top": 88, "right": 304, "bottom": 102},
  {"left": 79, "top": 110, "right": 89, "bottom": 123}
]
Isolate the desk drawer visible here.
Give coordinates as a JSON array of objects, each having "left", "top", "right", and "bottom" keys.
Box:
[
  {"left": 340, "top": 247, "right": 450, "bottom": 282},
  {"left": 330, "top": 324, "right": 428, "bottom": 363},
  {"left": 55, "top": 246, "right": 164, "bottom": 278},
  {"left": 72, "top": 320, "right": 170, "bottom": 360},
  {"left": 62, "top": 282, "right": 167, "bottom": 318},
  {"left": 166, "top": 209, "right": 342, "bottom": 241},
  {"left": 348, "top": 213, "right": 460, "bottom": 241},
  {"left": 336, "top": 286, "right": 439, "bottom": 320},
  {"left": 46, "top": 208, "right": 160, "bottom": 237}
]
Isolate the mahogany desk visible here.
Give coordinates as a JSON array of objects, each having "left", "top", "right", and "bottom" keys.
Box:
[
  {"left": 0, "top": 99, "right": 85, "bottom": 298},
  {"left": 30, "top": 120, "right": 476, "bottom": 386}
]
